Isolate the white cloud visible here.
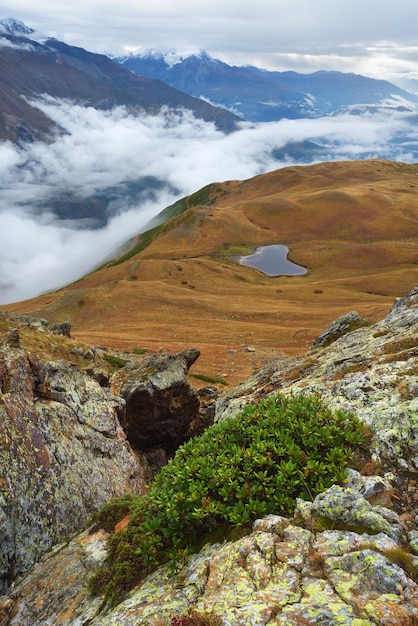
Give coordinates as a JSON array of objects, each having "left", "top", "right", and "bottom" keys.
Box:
[
  {"left": 1, "top": 97, "right": 418, "bottom": 304},
  {"left": 0, "top": 35, "right": 35, "bottom": 50},
  {"left": 0, "top": 200, "right": 170, "bottom": 302}
]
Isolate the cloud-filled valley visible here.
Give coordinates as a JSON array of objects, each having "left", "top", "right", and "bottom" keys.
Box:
[{"left": 2, "top": 96, "right": 418, "bottom": 304}]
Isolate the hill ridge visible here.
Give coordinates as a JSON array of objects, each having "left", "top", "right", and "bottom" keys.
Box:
[
  {"left": 7, "top": 158, "right": 418, "bottom": 386},
  {"left": 0, "top": 30, "right": 239, "bottom": 142}
]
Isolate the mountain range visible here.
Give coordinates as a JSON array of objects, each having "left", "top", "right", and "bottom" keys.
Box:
[
  {"left": 116, "top": 49, "right": 418, "bottom": 122},
  {"left": 2, "top": 17, "right": 418, "bottom": 144},
  {"left": 0, "top": 20, "right": 239, "bottom": 143}
]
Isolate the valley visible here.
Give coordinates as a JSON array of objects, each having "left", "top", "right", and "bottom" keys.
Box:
[{"left": 8, "top": 158, "right": 418, "bottom": 387}]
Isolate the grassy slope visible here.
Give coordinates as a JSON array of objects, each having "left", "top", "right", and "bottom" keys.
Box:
[{"left": 7, "top": 159, "right": 418, "bottom": 386}]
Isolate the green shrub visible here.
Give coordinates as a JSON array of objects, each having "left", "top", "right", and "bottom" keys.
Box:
[
  {"left": 132, "top": 347, "right": 148, "bottom": 355},
  {"left": 189, "top": 373, "right": 228, "bottom": 386},
  {"left": 90, "top": 393, "right": 370, "bottom": 605},
  {"left": 103, "top": 353, "right": 128, "bottom": 369}
]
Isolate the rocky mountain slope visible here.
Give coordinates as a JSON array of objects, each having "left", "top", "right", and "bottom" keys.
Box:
[
  {"left": 0, "top": 286, "right": 417, "bottom": 625},
  {"left": 0, "top": 313, "right": 210, "bottom": 591},
  {"left": 0, "top": 21, "right": 239, "bottom": 142}
]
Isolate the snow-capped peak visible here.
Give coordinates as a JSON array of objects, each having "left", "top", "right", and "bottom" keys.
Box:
[
  {"left": 122, "top": 47, "right": 205, "bottom": 68},
  {"left": 0, "top": 18, "right": 34, "bottom": 36}
]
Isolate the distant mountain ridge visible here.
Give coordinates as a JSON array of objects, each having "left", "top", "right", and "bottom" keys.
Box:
[
  {"left": 116, "top": 49, "right": 418, "bottom": 122},
  {"left": 0, "top": 20, "right": 240, "bottom": 142}
]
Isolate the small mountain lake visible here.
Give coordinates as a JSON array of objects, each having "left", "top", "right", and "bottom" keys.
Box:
[{"left": 234, "top": 244, "right": 307, "bottom": 277}]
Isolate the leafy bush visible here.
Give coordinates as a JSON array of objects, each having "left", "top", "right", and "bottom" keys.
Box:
[{"left": 90, "top": 393, "right": 370, "bottom": 605}]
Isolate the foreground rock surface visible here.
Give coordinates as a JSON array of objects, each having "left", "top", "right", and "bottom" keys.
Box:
[
  {"left": 4, "top": 477, "right": 418, "bottom": 625},
  {"left": 0, "top": 328, "right": 148, "bottom": 590},
  {"left": 0, "top": 315, "right": 203, "bottom": 591},
  {"left": 1, "top": 287, "right": 417, "bottom": 624}
]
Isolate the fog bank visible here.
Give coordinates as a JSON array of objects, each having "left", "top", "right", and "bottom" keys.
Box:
[{"left": 1, "top": 97, "right": 417, "bottom": 304}]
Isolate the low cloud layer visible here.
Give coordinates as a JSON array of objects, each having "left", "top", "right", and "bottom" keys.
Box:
[
  {"left": 1, "top": 97, "right": 418, "bottom": 304},
  {"left": 0, "top": 36, "right": 36, "bottom": 50}
]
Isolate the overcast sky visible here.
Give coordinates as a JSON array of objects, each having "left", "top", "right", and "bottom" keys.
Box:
[{"left": 2, "top": 0, "right": 418, "bottom": 89}]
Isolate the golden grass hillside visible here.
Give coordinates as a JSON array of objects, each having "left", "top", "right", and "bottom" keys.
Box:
[{"left": 7, "top": 159, "right": 418, "bottom": 385}]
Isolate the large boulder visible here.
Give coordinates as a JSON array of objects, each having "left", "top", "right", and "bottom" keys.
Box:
[
  {"left": 313, "top": 310, "right": 368, "bottom": 348},
  {"left": 111, "top": 348, "right": 200, "bottom": 454},
  {"left": 0, "top": 339, "right": 148, "bottom": 591}
]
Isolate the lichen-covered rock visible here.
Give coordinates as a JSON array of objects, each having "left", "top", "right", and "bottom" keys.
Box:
[
  {"left": 5, "top": 479, "right": 418, "bottom": 625},
  {"left": 309, "top": 484, "right": 402, "bottom": 540},
  {"left": 344, "top": 468, "right": 394, "bottom": 507},
  {"left": 313, "top": 310, "right": 368, "bottom": 348},
  {"left": 4, "top": 528, "right": 108, "bottom": 625},
  {"left": 0, "top": 328, "right": 20, "bottom": 348},
  {"left": 382, "top": 285, "right": 418, "bottom": 328},
  {"left": 409, "top": 531, "right": 418, "bottom": 555},
  {"left": 50, "top": 321, "right": 72, "bottom": 337},
  {"left": 0, "top": 340, "right": 148, "bottom": 591},
  {"left": 111, "top": 348, "right": 200, "bottom": 453}
]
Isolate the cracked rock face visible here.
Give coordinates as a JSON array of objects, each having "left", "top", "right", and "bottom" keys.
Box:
[{"left": 0, "top": 344, "right": 148, "bottom": 591}]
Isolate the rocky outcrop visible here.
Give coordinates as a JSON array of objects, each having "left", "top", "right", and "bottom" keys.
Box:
[
  {"left": 111, "top": 348, "right": 200, "bottom": 454},
  {"left": 0, "top": 326, "right": 148, "bottom": 591},
  {"left": 50, "top": 321, "right": 72, "bottom": 337},
  {"left": 215, "top": 285, "right": 418, "bottom": 470},
  {"left": 0, "top": 312, "right": 208, "bottom": 591},
  {"left": 4, "top": 475, "right": 418, "bottom": 625},
  {"left": 1, "top": 528, "right": 107, "bottom": 625},
  {"left": 312, "top": 310, "right": 369, "bottom": 348}
]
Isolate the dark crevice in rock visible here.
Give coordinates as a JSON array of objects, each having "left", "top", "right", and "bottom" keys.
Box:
[{"left": 111, "top": 349, "right": 202, "bottom": 458}]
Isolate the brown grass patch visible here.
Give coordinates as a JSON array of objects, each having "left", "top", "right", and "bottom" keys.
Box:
[{"left": 6, "top": 160, "right": 418, "bottom": 386}]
